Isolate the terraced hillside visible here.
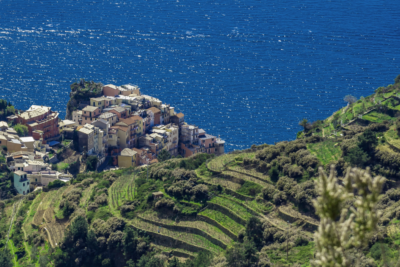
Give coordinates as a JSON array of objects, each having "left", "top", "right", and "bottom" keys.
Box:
[{"left": 4, "top": 75, "right": 400, "bottom": 267}]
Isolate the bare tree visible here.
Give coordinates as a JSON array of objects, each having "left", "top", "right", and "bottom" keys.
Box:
[{"left": 344, "top": 95, "right": 357, "bottom": 104}]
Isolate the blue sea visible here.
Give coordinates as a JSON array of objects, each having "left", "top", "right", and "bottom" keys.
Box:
[{"left": 0, "top": 0, "right": 399, "bottom": 151}]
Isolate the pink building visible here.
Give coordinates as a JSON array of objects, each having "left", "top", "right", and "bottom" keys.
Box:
[{"left": 103, "top": 84, "right": 140, "bottom": 97}]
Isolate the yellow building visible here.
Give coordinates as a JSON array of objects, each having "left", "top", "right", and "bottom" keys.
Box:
[
  {"left": 110, "top": 125, "right": 129, "bottom": 149},
  {"left": 118, "top": 148, "right": 137, "bottom": 168},
  {"left": 90, "top": 97, "right": 112, "bottom": 111}
]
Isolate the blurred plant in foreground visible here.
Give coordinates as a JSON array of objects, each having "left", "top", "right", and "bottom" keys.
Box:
[{"left": 312, "top": 166, "right": 386, "bottom": 267}]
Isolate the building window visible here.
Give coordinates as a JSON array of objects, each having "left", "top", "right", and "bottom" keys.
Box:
[
  {"left": 23, "top": 183, "right": 25, "bottom": 186},
  {"left": 84, "top": 111, "right": 86, "bottom": 114},
  {"left": 212, "top": 138, "right": 214, "bottom": 141}
]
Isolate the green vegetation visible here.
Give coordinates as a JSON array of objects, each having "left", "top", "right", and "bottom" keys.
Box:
[
  {"left": 0, "top": 99, "right": 16, "bottom": 121},
  {"left": 362, "top": 111, "right": 395, "bottom": 123},
  {"left": 236, "top": 181, "right": 262, "bottom": 197},
  {"left": 2, "top": 75, "right": 400, "bottom": 266},
  {"left": 56, "top": 162, "right": 69, "bottom": 171},
  {"left": 85, "top": 155, "right": 98, "bottom": 171},
  {"left": 13, "top": 124, "right": 28, "bottom": 137},
  {"left": 209, "top": 196, "right": 253, "bottom": 221},
  {"left": 199, "top": 209, "right": 244, "bottom": 235},
  {"left": 307, "top": 140, "right": 341, "bottom": 166}
]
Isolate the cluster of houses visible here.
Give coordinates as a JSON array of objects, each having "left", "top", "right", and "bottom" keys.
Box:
[
  {"left": 1, "top": 83, "right": 225, "bottom": 195},
  {"left": 1, "top": 109, "right": 72, "bottom": 195},
  {"left": 66, "top": 84, "right": 225, "bottom": 168}
]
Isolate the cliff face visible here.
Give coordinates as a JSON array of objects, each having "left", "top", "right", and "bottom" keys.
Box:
[{"left": 65, "top": 79, "right": 103, "bottom": 119}]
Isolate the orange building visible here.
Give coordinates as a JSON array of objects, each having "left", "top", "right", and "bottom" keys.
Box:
[{"left": 16, "top": 105, "right": 59, "bottom": 142}]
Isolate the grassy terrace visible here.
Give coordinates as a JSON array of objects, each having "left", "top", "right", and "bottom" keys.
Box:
[
  {"left": 307, "top": 140, "right": 341, "bottom": 166},
  {"left": 130, "top": 217, "right": 224, "bottom": 254},
  {"left": 80, "top": 182, "right": 97, "bottom": 208},
  {"left": 23, "top": 191, "right": 45, "bottom": 237},
  {"left": 227, "top": 165, "right": 272, "bottom": 183},
  {"left": 222, "top": 194, "right": 273, "bottom": 214},
  {"left": 384, "top": 125, "right": 400, "bottom": 150},
  {"left": 151, "top": 243, "right": 197, "bottom": 258},
  {"left": 209, "top": 196, "right": 253, "bottom": 221},
  {"left": 109, "top": 174, "right": 135, "bottom": 209},
  {"left": 362, "top": 111, "right": 395, "bottom": 123},
  {"left": 139, "top": 212, "right": 233, "bottom": 245},
  {"left": 207, "top": 154, "right": 238, "bottom": 172},
  {"left": 266, "top": 242, "right": 315, "bottom": 266},
  {"left": 56, "top": 162, "right": 69, "bottom": 171},
  {"left": 205, "top": 176, "right": 242, "bottom": 191},
  {"left": 54, "top": 186, "right": 74, "bottom": 219},
  {"left": 198, "top": 209, "right": 244, "bottom": 235},
  {"left": 222, "top": 170, "right": 270, "bottom": 188},
  {"left": 207, "top": 153, "right": 255, "bottom": 172}
]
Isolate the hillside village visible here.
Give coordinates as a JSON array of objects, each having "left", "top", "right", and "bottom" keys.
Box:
[
  {"left": 1, "top": 76, "right": 400, "bottom": 267},
  {"left": 0, "top": 80, "right": 225, "bottom": 197}
]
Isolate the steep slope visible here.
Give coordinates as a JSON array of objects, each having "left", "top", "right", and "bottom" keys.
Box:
[{"left": 5, "top": 74, "right": 400, "bottom": 267}]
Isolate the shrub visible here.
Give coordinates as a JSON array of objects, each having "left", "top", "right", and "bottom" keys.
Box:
[
  {"left": 298, "top": 154, "right": 319, "bottom": 169},
  {"left": 387, "top": 188, "right": 400, "bottom": 201},
  {"left": 268, "top": 166, "right": 279, "bottom": 182},
  {"left": 273, "top": 191, "right": 286, "bottom": 205},
  {"left": 276, "top": 156, "right": 291, "bottom": 170},
  {"left": 191, "top": 184, "right": 209, "bottom": 201},
  {"left": 87, "top": 203, "right": 98, "bottom": 211},
  {"left": 155, "top": 198, "right": 175, "bottom": 209},
  {"left": 256, "top": 147, "right": 280, "bottom": 162},
  {"left": 48, "top": 179, "right": 66, "bottom": 189},
  {"left": 344, "top": 147, "right": 370, "bottom": 167},
  {"left": 276, "top": 176, "right": 297, "bottom": 196},
  {"left": 262, "top": 185, "right": 276, "bottom": 200},
  {"left": 62, "top": 200, "right": 75, "bottom": 218},
  {"left": 357, "top": 129, "right": 377, "bottom": 152},
  {"left": 370, "top": 243, "right": 389, "bottom": 261},
  {"left": 284, "top": 142, "right": 306, "bottom": 155},
  {"left": 287, "top": 165, "right": 303, "bottom": 179},
  {"left": 13, "top": 124, "right": 28, "bottom": 137},
  {"left": 86, "top": 156, "right": 98, "bottom": 171},
  {"left": 95, "top": 193, "right": 108, "bottom": 206},
  {"left": 237, "top": 181, "right": 262, "bottom": 197},
  {"left": 294, "top": 236, "right": 309, "bottom": 246}
]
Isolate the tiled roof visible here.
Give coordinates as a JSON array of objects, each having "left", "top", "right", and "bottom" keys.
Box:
[
  {"left": 82, "top": 106, "right": 99, "bottom": 112},
  {"left": 99, "top": 112, "right": 117, "bottom": 119},
  {"left": 79, "top": 127, "right": 93, "bottom": 135},
  {"left": 110, "top": 125, "right": 128, "bottom": 132},
  {"left": 104, "top": 84, "right": 118, "bottom": 89},
  {"left": 112, "top": 107, "right": 126, "bottom": 113},
  {"left": 120, "top": 116, "right": 143, "bottom": 125},
  {"left": 20, "top": 106, "right": 50, "bottom": 120},
  {"left": 121, "top": 148, "right": 137, "bottom": 157},
  {"left": 147, "top": 107, "right": 161, "bottom": 114}
]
